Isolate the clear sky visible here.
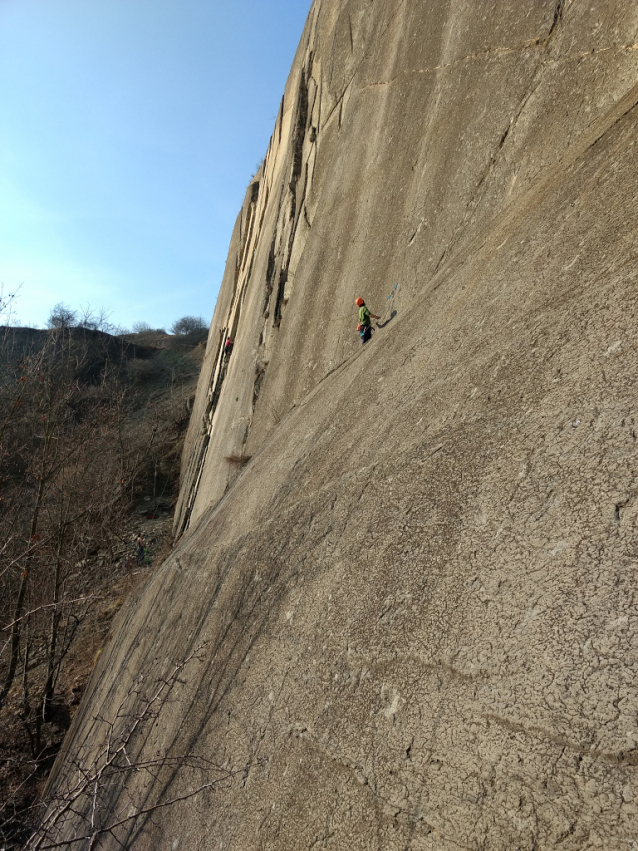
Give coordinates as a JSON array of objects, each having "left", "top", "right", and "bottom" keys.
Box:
[{"left": 0, "top": 0, "right": 312, "bottom": 331}]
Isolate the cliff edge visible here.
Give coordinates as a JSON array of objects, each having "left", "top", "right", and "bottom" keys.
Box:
[{"left": 45, "top": 2, "right": 638, "bottom": 848}]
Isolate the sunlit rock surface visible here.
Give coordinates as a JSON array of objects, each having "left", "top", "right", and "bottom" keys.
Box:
[{"left": 49, "top": 1, "right": 638, "bottom": 848}]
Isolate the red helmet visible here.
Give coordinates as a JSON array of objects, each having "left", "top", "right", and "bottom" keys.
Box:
[{"left": 355, "top": 297, "right": 364, "bottom": 306}]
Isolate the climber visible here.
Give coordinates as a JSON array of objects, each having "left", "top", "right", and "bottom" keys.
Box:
[
  {"left": 135, "top": 532, "right": 145, "bottom": 566},
  {"left": 355, "top": 298, "right": 380, "bottom": 345},
  {"left": 224, "top": 338, "right": 234, "bottom": 358}
]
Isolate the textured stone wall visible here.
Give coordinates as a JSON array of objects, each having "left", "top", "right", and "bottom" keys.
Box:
[{"left": 48, "top": 1, "right": 638, "bottom": 848}]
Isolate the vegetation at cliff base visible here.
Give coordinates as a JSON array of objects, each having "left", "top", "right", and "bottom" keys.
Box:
[{"left": 0, "top": 298, "right": 206, "bottom": 849}]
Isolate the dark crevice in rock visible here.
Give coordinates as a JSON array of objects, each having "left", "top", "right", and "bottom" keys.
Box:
[
  {"left": 546, "top": 0, "right": 565, "bottom": 44},
  {"left": 253, "top": 361, "right": 267, "bottom": 410},
  {"left": 290, "top": 68, "right": 310, "bottom": 221},
  {"left": 272, "top": 60, "right": 313, "bottom": 330},
  {"left": 263, "top": 236, "right": 277, "bottom": 317},
  {"left": 277, "top": 95, "right": 284, "bottom": 146},
  {"left": 239, "top": 189, "right": 259, "bottom": 274},
  {"left": 274, "top": 269, "right": 288, "bottom": 326},
  {"left": 300, "top": 163, "right": 310, "bottom": 221},
  {"left": 257, "top": 184, "right": 269, "bottom": 235}
]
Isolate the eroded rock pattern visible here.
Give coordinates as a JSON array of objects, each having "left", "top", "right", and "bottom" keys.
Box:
[{"left": 48, "top": 1, "right": 638, "bottom": 848}]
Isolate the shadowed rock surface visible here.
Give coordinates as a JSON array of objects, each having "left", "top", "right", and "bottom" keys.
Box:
[{"left": 46, "top": 1, "right": 638, "bottom": 848}]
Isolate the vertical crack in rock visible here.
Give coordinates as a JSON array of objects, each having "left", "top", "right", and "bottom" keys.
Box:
[
  {"left": 274, "top": 60, "right": 312, "bottom": 328},
  {"left": 273, "top": 269, "right": 288, "bottom": 327},
  {"left": 175, "top": 175, "right": 265, "bottom": 536},
  {"left": 239, "top": 187, "right": 258, "bottom": 274},
  {"left": 253, "top": 361, "right": 267, "bottom": 410},
  {"left": 177, "top": 48, "right": 317, "bottom": 524},
  {"left": 263, "top": 236, "right": 277, "bottom": 317},
  {"left": 290, "top": 67, "right": 310, "bottom": 221},
  {"left": 277, "top": 94, "right": 284, "bottom": 146}
]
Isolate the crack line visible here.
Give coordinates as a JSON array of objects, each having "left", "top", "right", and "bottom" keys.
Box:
[{"left": 358, "top": 42, "right": 638, "bottom": 92}]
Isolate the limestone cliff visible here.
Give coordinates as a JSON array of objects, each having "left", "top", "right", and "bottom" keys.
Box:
[{"left": 46, "top": 1, "right": 638, "bottom": 848}]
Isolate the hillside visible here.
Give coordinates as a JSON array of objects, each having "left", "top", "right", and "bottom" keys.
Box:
[
  {"left": 0, "top": 326, "right": 204, "bottom": 847},
  {"left": 43, "top": 2, "right": 638, "bottom": 849}
]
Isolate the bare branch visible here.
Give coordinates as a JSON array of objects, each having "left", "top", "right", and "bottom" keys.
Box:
[
  {"left": 22, "top": 646, "right": 246, "bottom": 851},
  {"left": 0, "top": 595, "right": 101, "bottom": 633},
  {"left": 33, "top": 776, "right": 239, "bottom": 850}
]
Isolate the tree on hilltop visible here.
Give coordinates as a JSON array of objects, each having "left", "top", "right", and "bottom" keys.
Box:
[
  {"left": 46, "top": 303, "right": 77, "bottom": 329},
  {"left": 170, "top": 316, "right": 206, "bottom": 335},
  {"left": 46, "top": 303, "right": 120, "bottom": 334},
  {"left": 76, "top": 304, "right": 118, "bottom": 334}
]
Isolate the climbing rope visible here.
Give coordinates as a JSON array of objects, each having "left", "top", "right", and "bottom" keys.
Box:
[{"left": 376, "top": 283, "right": 398, "bottom": 327}]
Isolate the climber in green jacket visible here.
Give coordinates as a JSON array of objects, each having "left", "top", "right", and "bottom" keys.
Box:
[{"left": 355, "top": 297, "right": 380, "bottom": 345}]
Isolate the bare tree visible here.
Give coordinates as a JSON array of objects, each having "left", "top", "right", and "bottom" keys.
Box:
[
  {"left": 76, "top": 305, "right": 119, "bottom": 335},
  {"left": 46, "top": 304, "right": 122, "bottom": 335},
  {"left": 170, "top": 316, "right": 206, "bottom": 335},
  {"left": 46, "top": 304, "right": 77, "bottom": 330},
  {"left": 2, "top": 334, "right": 107, "bottom": 714},
  {"left": 0, "top": 328, "right": 175, "bottom": 724}
]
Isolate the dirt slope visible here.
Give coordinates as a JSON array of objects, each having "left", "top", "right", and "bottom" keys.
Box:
[{"left": 46, "top": 2, "right": 638, "bottom": 848}]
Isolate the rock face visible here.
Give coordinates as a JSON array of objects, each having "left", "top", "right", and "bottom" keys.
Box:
[{"left": 48, "top": 2, "right": 638, "bottom": 848}]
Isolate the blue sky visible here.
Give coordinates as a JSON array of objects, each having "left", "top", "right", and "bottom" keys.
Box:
[{"left": 0, "top": 0, "right": 311, "bottom": 330}]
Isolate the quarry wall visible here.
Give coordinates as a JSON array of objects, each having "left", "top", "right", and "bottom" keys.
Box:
[{"left": 47, "top": 1, "right": 638, "bottom": 848}]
